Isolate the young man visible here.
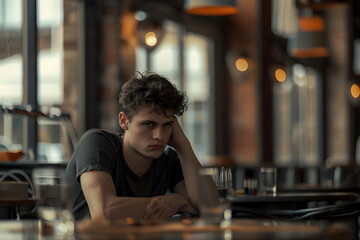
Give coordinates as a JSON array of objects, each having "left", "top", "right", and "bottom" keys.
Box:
[{"left": 66, "top": 72, "right": 218, "bottom": 220}]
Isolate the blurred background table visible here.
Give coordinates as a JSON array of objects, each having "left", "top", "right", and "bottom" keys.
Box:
[
  {"left": 230, "top": 192, "right": 359, "bottom": 215},
  {"left": 230, "top": 192, "right": 359, "bottom": 206},
  {"left": 230, "top": 191, "right": 360, "bottom": 240}
]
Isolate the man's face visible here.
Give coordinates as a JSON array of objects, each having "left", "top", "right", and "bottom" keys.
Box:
[{"left": 121, "top": 107, "right": 175, "bottom": 160}]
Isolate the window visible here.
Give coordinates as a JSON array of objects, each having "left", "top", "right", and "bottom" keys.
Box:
[
  {"left": 37, "top": 0, "right": 64, "bottom": 105},
  {"left": 150, "top": 21, "right": 181, "bottom": 87},
  {"left": 0, "top": 0, "right": 23, "bottom": 104},
  {"left": 136, "top": 20, "right": 213, "bottom": 163},
  {"left": 0, "top": 0, "right": 23, "bottom": 153},
  {"left": 273, "top": 64, "right": 322, "bottom": 167},
  {"left": 184, "top": 33, "right": 211, "bottom": 161},
  {"left": 0, "top": 0, "right": 75, "bottom": 162},
  {"left": 0, "top": 0, "right": 64, "bottom": 105},
  {"left": 0, "top": 108, "right": 75, "bottom": 163},
  {"left": 271, "top": 0, "right": 323, "bottom": 167}
]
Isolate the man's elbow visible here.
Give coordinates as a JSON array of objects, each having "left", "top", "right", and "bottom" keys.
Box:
[
  {"left": 89, "top": 207, "right": 110, "bottom": 221},
  {"left": 88, "top": 200, "right": 116, "bottom": 220},
  {"left": 91, "top": 203, "right": 130, "bottom": 220}
]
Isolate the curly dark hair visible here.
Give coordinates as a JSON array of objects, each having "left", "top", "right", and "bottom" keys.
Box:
[{"left": 119, "top": 72, "right": 188, "bottom": 120}]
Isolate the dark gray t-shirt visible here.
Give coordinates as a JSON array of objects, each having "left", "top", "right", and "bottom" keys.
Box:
[{"left": 66, "top": 129, "right": 184, "bottom": 220}]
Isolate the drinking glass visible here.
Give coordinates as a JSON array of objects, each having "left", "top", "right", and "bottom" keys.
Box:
[
  {"left": 320, "top": 167, "right": 334, "bottom": 188},
  {"left": 32, "top": 167, "right": 74, "bottom": 238},
  {"left": 197, "top": 167, "right": 232, "bottom": 226},
  {"left": 258, "top": 167, "right": 277, "bottom": 196}
]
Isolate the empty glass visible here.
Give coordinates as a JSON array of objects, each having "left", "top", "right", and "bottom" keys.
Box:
[
  {"left": 258, "top": 167, "right": 277, "bottom": 196},
  {"left": 32, "top": 167, "right": 74, "bottom": 238},
  {"left": 320, "top": 167, "right": 334, "bottom": 188},
  {"left": 197, "top": 167, "right": 232, "bottom": 226}
]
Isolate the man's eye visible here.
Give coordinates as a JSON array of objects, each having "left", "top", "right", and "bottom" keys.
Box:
[
  {"left": 163, "top": 123, "right": 172, "bottom": 128},
  {"left": 143, "top": 122, "right": 154, "bottom": 126}
]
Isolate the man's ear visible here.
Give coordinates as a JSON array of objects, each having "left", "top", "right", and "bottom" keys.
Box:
[{"left": 118, "top": 112, "right": 129, "bottom": 130}]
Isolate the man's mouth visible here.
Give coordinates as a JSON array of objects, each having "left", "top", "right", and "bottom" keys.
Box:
[{"left": 148, "top": 145, "right": 164, "bottom": 150}]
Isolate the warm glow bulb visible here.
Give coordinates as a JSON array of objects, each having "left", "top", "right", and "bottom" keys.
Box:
[
  {"left": 235, "top": 58, "right": 248, "bottom": 72},
  {"left": 145, "top": 32, "right": 157, "bottom": 47},
  {"left": 275, "top": 68, "right": 286, "bottom": 82},
  {"left": 350, "top": 84, "right": 360, "bottom": 99}
]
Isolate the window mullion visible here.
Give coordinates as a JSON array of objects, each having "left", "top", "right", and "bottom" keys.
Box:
[{"left": 22, "top": 0, "right": 38, "bottom": 159}]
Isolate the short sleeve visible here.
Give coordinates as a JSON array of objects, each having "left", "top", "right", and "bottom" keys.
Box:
[{"left": 71, "top": 129, "right": 119, "bottom": 183}]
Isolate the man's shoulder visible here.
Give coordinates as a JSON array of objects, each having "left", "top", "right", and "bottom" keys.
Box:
[
  {"left": 82, "top": 128, "right": 119, "bottom": 140},
  {"left": 77, "top": 129, "right": 121, "bottom": 149}
]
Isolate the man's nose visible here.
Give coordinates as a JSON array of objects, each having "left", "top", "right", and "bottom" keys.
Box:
[{"left": 152, "top": 126, "right": 164, "bottom": 140}]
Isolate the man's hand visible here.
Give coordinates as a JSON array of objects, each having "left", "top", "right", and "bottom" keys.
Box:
[
  {"left": 143, "top": 193, "right": 196, "bottom": 219},
  {"left": 168, "top": 117, "right": 189, "bottom": 152}
]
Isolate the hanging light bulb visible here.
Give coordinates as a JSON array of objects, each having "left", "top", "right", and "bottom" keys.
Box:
[
  {"left": 144, "top": 32, "right": 157, "bottom": 47},
  {"left": 347, "top": 79, "right": 360, "bottom": 107},
  {"left": 184, "top": 0, "right": 238, "bottom": 16},
  {"left": 350, "top": 83, "right": 360, "bottom": 99},
  {"left": 137, "top": 17, "right": 163, "bottom": 51},
  {"left": 226, "top": 50, "right": 250, "bottom": 82},
  {"left": 235, "top": 58, "right": 249, "bottom": 72},
  {"left": 274, "top": 68, "right": 287, "bottom": 82}
]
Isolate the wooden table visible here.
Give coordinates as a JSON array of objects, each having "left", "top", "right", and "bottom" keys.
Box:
[{"left": 0, "top": 219, "right": 355, "bottom": 240}]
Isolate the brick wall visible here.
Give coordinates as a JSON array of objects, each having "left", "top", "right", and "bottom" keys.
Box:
[
  {"left": 62, "top": 0, "right": 81, "bottom": 136},
  {"left": 227, "top": 0, "right": 260, "bottom": 166}
]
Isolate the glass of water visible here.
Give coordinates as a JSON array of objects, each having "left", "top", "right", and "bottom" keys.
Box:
[
  {"left": 32, "top": 167, "right": 74, "bottom": 238},
  {"left": 258, "top": 167, "right": 277, "bottom": 196},
  {"left": 197, "top": 167, "right": 232, "bottom": 226}
]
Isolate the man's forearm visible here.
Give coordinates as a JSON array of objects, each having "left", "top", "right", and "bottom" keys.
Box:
[
  {"left": 93, "top": 197, "right": 152, "bottom": 220},
  {"left": 175, "top": 142, "right": 218, "bottom": 208},
  {"left": 95, "top": 194, "right": 189, "bottom": 220}
]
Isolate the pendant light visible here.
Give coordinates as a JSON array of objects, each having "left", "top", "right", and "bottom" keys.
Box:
[
  {"left": 288, "top": 10, "right": 329, "bottom": 58},
  {"left": 226, "top": 50, "right": 250, "bottom": 82},
  {"left": 184, "top": 0, "right": 238, "bottom": 16}
]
